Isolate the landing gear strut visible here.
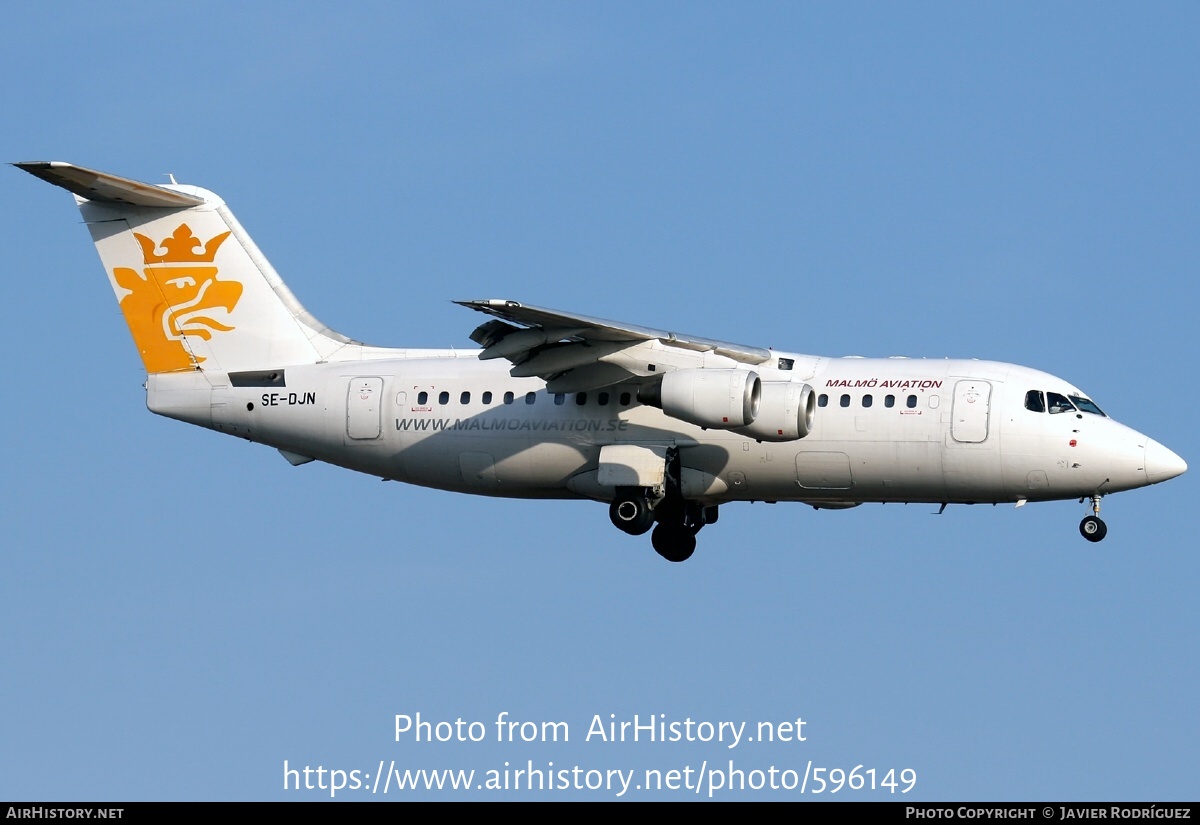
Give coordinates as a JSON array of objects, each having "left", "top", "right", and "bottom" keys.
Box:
[
  {"left": 647, "top": 452, "right": 718, "bottom": 562},
  {"left": 1079, "top": 495, "right": 1107, "bottom": 542}
]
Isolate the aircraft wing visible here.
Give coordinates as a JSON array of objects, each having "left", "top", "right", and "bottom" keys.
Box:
[{"left": 455, "top": 299, "right": 771, "bottom": 393}]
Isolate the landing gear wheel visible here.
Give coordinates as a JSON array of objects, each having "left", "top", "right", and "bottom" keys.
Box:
[
  {"left": 1079, "top": 515, "right": 1108, "bottom": 542},
  {"left": 1079, "top": 495, "right": 1107, "bottom": 543},
  {"left": 610, "top": 494, "right": 654, "bottom": 535},
  {"left": 651, "top": 523, "right": 696, "bottom": 562}
]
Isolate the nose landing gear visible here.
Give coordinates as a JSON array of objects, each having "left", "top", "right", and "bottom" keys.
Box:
[{"left": 1079, "top": 495, "right": 1108, "bottom": 542}]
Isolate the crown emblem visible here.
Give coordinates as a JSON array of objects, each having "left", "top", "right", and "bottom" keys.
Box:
[
  {"left": 113, "top": 221, "right": 243, "bottom": 373},
  {"left": 134, "top": 223, "right": 231, "bottom": 264}
]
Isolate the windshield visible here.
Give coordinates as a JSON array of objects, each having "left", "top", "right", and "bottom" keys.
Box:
[
  {"left": 1069, "top": 395, "right": 1107, "bottom": 416},
  {"left": 1047, "top": 392, "right": 1076, "bottom": 414}
]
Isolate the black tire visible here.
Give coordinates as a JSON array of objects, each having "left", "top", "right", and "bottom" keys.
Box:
[
  {"left": 609, "top": 495, "right": 654, "bottom": 535},
  {"left": 1079, "top": 515, "right": 1108, "bottom": 542},
  {"left": 651, "top": 523, "right": 696, "bottom": 562}
]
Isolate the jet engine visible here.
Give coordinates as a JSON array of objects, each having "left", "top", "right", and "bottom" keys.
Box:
[
  {"left": 639, "top": 369, "right": 761, "bottom": 429},
  {"left": 733, "top": 381, "right": 816, "bottom": 441}
]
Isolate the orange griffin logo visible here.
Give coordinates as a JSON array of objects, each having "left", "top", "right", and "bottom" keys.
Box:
[{"left": 112, "top": 223, "right": 243, "bottom": 373}]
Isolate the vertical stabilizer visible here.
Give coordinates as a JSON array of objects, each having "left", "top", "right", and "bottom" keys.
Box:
[{"left": 16, "top": 161, "right": 355, "bottom": 374}]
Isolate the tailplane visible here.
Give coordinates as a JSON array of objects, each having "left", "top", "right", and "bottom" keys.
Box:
[{"left": 16, "top": 161, "right": 358, "bottom": 374}]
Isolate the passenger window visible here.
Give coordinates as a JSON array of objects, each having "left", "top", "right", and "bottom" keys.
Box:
[
  {"left": 598, "top": 392, "right": 610, "bottom": 406},
  {"left": 929, "top": 395, "right": 939, "bottom": 409},
  {"left": 417, "top": 391, "right": 428, "bottom": 405},
  {"left": 1047, "top": 392, "right": 1075, "bottom": 414},
  {"left": 885, "top": 394, "right": 895, "bottom": 408},
  {"left": 1025, "top": 390, "right": 1045, "bottom": 413},
  {"left": 576, "top": 393, "right": 587, "bottom": 405},
  {"left": 619, "top": 392, "right": 632, "bottom": 406},
  {"left": 504, "top": 391, "right": 514, "bottom": 405},
  {"left": 778, "top": 358, "right": 794, "bottom": 370},
  {"left": 840, "top": 394, "right": 851, "bottom": 408},
  {"left": 482, "top": 391, "right": 492, "bottom": 405},
  {"left": 554, "top": 393, "right": 566, "bottom": 405},
  {"left": 862, "top": 394, "right": 873, "bottom": 408},
  {"left": 460, "top": 391, "right": 470, "bottom": 405},
  {"left": 818, "top": 394, "right": 828, "bottom": 408},
  {"left": 906, "top": 395, "right": 917, "bottom": 408},
  {"left": 438, "top": 391, "right": 449, "bottom": 405},
  {"left": 525, "top": 392, "right": 536, "bottom": 405}
]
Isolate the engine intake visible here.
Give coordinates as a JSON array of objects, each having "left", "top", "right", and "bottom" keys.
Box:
[{"left": 734, "top": 382, "right": 816, "bottom": 441}]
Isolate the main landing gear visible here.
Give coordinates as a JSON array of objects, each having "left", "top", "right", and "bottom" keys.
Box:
[
  {"left": 1079, "top": 495, "right": 1108, "bottom": 543},
  {"left": 650, "top": 500, "right": 718, "bottom": 563},
  {"left": 606, "top": 450, "right": 718, "bottom": 562},
  {"left": 609, "top": 489, "right": 717, "bottom": 562}
]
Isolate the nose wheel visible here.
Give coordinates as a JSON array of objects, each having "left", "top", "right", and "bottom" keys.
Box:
[{"left": 1079, "top": 495, "right": 1107, "bottom": 542}]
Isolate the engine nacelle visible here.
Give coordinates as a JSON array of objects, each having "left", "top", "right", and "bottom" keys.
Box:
[
  {"left": 733, "top": 382, "right": 816, "bottom": 442},
  {"left": 642, "top": 369, "right": 761, "bottom": 429}
]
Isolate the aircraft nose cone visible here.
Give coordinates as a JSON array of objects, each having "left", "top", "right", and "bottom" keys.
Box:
[{"left": 1145, "top": 439, "right": 1187, "bottom": 484}]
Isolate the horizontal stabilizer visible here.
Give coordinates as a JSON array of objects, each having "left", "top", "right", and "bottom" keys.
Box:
[
  {"left": 13, "top": 161, "right": 205, "bottom": 208},
  {"left": 17, "top": 159, "right": 384, "bottom": 374}
]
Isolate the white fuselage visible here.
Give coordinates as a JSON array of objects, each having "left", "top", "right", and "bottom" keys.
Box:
[{"left": 147, "top": 348, "right": 1162, "bottom": 509}]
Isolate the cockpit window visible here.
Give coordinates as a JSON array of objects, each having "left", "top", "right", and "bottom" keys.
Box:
[
  {"left": 1069, "top": 395, "right": 1106, "bottom": 416},
  {"left": 1047, "top": 392, "right": 1076, "bottom": 414},
  {"left": 1024, "top": 390, "right": 1045, "bottom": 413}
]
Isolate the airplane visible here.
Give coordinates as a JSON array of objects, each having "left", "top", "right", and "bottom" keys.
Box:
[{"left": 15, "top": 161, "right": 1187, "bottom": 562}]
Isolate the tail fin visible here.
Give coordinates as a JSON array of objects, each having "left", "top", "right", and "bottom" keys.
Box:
[{"left": 16, "top": 161, "right": 357, "bottom": 374}]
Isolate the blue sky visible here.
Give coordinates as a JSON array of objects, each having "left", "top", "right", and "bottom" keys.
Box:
[{"left": 2, "top": 2, "right": 1196, "bottom": 800}]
